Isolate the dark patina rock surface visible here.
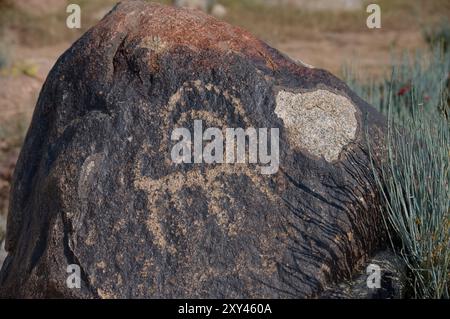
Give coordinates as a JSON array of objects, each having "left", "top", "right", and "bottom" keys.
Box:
[
  {"left": 0, "top": 1, "right": 387, "bottom": 298},
  {"left": 320, "top": 250, "right": 407, "bottom": 299}
]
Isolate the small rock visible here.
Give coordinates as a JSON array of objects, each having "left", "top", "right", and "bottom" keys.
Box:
[
  {"left": 173, "top": 0, "right": 214, "bottom": 12},
  {"left": 211, "top": 4, "right": 227, "bottom": 18}
]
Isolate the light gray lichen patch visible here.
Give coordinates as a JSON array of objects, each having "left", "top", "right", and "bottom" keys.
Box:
[{"left": 275, "top": 89, "right": 358, "bottom": 162}]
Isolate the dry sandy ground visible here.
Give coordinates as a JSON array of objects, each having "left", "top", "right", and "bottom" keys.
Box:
[
  {"left": 278, "top": 30, "right": 425, "bottom": 77},
  {"left": 0, "top": 43, "right": 70, "bottom": 124}
]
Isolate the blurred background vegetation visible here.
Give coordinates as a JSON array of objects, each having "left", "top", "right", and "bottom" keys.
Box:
[
  {"left": 348, "top": 45, "right": 449, "bottom": 298},
  {"left": 0, "top": 0, "right": 449, "bottom": 297}
]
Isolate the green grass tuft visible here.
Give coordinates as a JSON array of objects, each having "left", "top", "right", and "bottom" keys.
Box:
[{"left": 346, "top": 45, "right": 450, "bottom": 298}]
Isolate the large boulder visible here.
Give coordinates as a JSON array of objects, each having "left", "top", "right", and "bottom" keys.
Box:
[{"left": 0, "top": 1, "right": 387, "bottom": 298}]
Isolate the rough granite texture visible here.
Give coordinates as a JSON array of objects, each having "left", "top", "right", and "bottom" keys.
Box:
[
  {"left": 275, "top": 89, "right": 358, "bottom": 162},
  {"left": 0, "top": 1, "right": 388, "bottom": 298}
]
